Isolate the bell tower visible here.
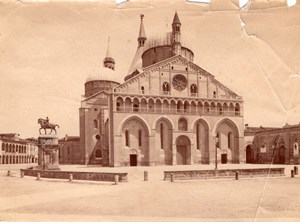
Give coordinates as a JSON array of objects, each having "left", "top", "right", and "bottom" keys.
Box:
[
  {"left": 171, "top": 12, "right": 181, "bottom": 56},
  {"left": 138, "top": 14, "right": 147, "bottom": 47}
]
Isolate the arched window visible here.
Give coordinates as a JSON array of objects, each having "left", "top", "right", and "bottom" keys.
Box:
[
  {"left": 94, "top": 119, "right": 98, "bottom": 129},
  {"left": 125, "top": 130, "right": 130, "bottom": 146},
  {"left": 162, "top": 82, "right": 170, "bottom": 94},
  {"left": 141, "top": 86, "right": 145, "bottom": 94},
  {"left": 2, "top": 143, "right": 4, "bottom": 151},
  {"left": 213, "top": 91, "right": 216, "bottom": 98},
  {"left": 190, "top": 84, "right": 198, "bottom": 95},
  {"left": 178, "top": 118, "right": 188, "bottom": 131},
  {"left": 116, "top": 102, "right": 120, "bottom": 111},
  {"left": 160, "top": 123, "right": 164, "bottom": 149},
  {"left": 138, "top": 129, "right": 142, "bottom": 147},
  {"left": 95, "top": 149, "right": 102, "bottom": 158}
]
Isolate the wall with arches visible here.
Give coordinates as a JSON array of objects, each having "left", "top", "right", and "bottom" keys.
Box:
[
  {"left": 110, "top": 107, "right": 244, "bottom": 166},
  {"left": 248, "top": 125, "right": 300, "bottom": 164}
]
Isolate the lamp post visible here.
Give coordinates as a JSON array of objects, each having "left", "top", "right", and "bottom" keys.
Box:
[{"left": 214, "top": 134, "right": 219, "bottom": 170}]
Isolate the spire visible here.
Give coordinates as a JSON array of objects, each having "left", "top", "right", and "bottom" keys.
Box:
[
  {"left": 106, "top": 36, "right": 111, "bottom": 58},
  {"left": 103, "top": 36, "right": 115, "bottom": 70},
  {"left": 138, "top": 14, "right": 147, "bottom": 47},
  {"left": 171, "top": 12, "right": 181, "bottom": 56},
  {"left": 172, "top": 11, "right": 181, "bottom": 25}
]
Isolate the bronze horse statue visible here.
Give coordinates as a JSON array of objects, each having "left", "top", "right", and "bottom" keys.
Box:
[{"left": 38, "top": 118, "right": 60, "bottom": 134}]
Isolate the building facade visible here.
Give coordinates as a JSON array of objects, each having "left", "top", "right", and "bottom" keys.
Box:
[
  {"left": 59, "top": 136, "right": 81, "bottom": 164},
  {"left": 0, "top": 133, "right": 38, "bottom": 164},
  {"left": 80, "top": 12, "right": 245, "bottom": 167},
  {"left": 245, "top": 124, "right": 300, "bottom": 165}
]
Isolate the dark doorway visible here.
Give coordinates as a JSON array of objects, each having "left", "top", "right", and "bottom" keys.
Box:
[
  {"left": 273, "top": 146, "right": 286, "bottom": 164},
  {"left": 279, "top": 147, "right": 285, "bottom": 164},
  {"left": 130, "top": 154, "right": 137, "bottom": 166},
  {"left": 221, "top": 153, "right": 227, "bottom": 164},
  {"left": 246, "top": 145, "right": 253, "bottom": 163},
  {"left": 176, "top": 146, "right": 187, "bottom": 165}
]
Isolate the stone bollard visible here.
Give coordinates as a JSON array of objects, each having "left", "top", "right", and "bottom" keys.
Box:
[
  {"left": 170, "top": 173, "right": 174, "bottom": 182},
  {"left": 21, "top": 171, "right": 24, "bottom": 178},
  {"left": 291, "top": 170, "right": 294, "bottom": 178},
  {"left": 7, "top": 170, "right": 11, "bottom": 177},
  {"left": 37, "top": 172, "right": 41, "bottom": 181},
  {"left": 69, "top": 174, "right": 73, "bottom": 182},
  {"left": 235, "top": 171, "right": 239, "bottom": 180},
  {"left": 144, "top": 171, "right": 148, "bottom": 181},
  {"left": 294, "top": 166, "right": 298, "bottom": 175},
  {"left": 114, "top": 175, "right": 119, "bottom": 185}
]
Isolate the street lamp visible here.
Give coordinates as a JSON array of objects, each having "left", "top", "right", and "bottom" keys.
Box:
[{"left": 214, "top": 134, "right": 219, "bottom": 170}]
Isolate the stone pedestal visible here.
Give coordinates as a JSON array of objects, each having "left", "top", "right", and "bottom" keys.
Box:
[{"left": 37, "top": 135, "right": 60, "bottom": 170}]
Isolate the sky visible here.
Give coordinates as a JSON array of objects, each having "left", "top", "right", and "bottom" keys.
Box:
[{"left": 0, "top": 0, "right": 300, "bottom": 138}]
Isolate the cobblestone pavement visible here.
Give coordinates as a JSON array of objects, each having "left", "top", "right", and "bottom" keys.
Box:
[{"left": 0, "top": 164, "right": 299, "bottom": 222}]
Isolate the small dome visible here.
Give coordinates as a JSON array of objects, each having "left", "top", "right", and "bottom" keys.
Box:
[{"left": 86, "top": 67, "right": 123, "bottom": 84}]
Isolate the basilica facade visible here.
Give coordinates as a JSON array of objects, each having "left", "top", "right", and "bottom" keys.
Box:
[{"left": 79, "top": 12, "right": 245, "bottom": 167}]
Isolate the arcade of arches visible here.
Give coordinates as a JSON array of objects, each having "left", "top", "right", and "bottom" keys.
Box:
[
  {"left": 0, "top": 142, "right": 38, "bottom": 164},
  {"left": 115, "top": 116, "right": 241, "bottom": 166}
]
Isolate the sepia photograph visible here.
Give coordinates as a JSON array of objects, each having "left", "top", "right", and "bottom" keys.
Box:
[{"left": 0, "top": 0, "right": 300, "bottom": 221}]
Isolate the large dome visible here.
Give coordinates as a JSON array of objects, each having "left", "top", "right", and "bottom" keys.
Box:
[{"left": 86, "top": 66, "right": 123, "bottom": 84}]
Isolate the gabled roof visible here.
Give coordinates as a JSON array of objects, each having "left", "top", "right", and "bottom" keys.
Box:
[{"left": 116, "top": 54, "right": 240, "bottom": 98}]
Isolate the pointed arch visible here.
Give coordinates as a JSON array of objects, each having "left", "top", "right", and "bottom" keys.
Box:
[
  {"left": 154, "top": 117, "right": 173, "bottom": 165},
  {"left": 213, "top": 118, "right": 240, "bottom": 163}
]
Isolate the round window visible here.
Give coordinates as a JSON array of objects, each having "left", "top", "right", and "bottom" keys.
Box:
[{"left": 172, "top": 74, "right": 187, "bottom": 91}]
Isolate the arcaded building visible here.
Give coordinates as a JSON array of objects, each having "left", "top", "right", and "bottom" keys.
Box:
[
  {"left": 0, "top": 133, "right": 38, "bottom": 164},
  {"left": 80, "top": 12, "right": 245, "bottom": 167}
]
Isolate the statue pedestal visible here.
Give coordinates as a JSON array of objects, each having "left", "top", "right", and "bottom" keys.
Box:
[{"left": 38, "top": 135, "right": 60, "bottom": 170}]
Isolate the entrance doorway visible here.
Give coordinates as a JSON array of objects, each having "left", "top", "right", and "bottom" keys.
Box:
[
  {"left": 279, "top": 147, "right": 285, "bottom": 164},
  {"left": 176, "top": 135, "right": 191, "bottom": 165},
  {"left": 221, "top": 153, "right": 227, "bottom": 164},
  {"left": 246, "top": 145, "right": 253, "bottom": 163},
  {"left": 176, "top": 146, "right": 187, "bottom": 165},
  {"left": 130, "top": 154, "right": 137, "bottom": 166}
]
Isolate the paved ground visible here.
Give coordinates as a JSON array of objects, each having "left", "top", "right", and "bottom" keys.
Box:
[{"left": 0, "top": 164, "right": 299, "bottom": 222}]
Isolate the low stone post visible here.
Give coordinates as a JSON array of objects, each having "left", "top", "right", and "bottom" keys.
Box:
[
  {"left": 7, "top": 170, "right": 11, "bottom": 177},
  {"left": 170, "top": 173, "right": 174, "bottom": 182},
  {"left": 144, "top": 171, "right": 148, "bottom": 181},
  {"left": 114, "top": 175, "right": 119, "bottom": 185},
  {"left": 37, "top": 172, "right": 41, "bottom": 180},
  {"left": 294, "top": 166, "right": 298, "bottom": 175},
  {"left": 21, "top": 171, "right": 24, "bottom": 178},
  {"left": 235, "top": 171, "right": 239, "bottom": 180},
  {"left": 291, "top": 170, "right": 294, "bottom": 178},
  {"left": 69, "top": 174, "right": 73, "bottom": 182}
]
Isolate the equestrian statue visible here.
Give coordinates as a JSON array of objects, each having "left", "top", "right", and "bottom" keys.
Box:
[{"left": 38, "top": 117, "right": 60, "bottom": 134}]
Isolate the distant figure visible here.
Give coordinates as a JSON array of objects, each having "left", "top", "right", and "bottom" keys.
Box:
[{"left": 46, "top": 117, "right": 49, "bottom": 126}]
